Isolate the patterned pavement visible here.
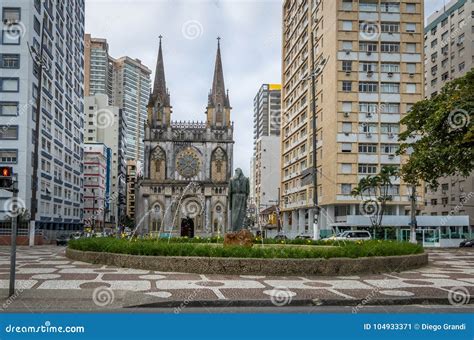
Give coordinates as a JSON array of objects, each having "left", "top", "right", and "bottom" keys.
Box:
[{"left": 0, "top": 246, "right": 473, "bottom": 310}]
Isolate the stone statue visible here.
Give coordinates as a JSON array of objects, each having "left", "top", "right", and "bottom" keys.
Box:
[{"left": 228, "top": 168, "right": 250, "bottom": 231}]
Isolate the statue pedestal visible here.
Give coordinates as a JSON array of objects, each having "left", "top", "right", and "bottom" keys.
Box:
[{"left": 223, "top": 229, "right": 254, "bottom": 248}]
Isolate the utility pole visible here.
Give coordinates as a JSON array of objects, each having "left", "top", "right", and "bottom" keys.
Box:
[
  {"left": 28, "top": 15, "right": 47, "bottom": 247},
  {"left": 7, "top": 174, "right": 18, "bottom": 297},
  {"left": 92, "top": 188, "right": 96, "bottom": 232},
  {"left": 409, "top": 184, "right": 417, "bottom": 243},
  {"left": 308, "top": 31, "right": 328, "bottom": 240}
]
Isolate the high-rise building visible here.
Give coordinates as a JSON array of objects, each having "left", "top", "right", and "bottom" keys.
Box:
[
  {"left": 84, "top": 36, "right": 151, "bottom": 163},
  {"left": 280, "top": 0, "right": 424, "bottom": 238},
  {"left": 83, "top": 143, "right": 112, "bottom": 230},
  {"left": 84, "top": 34, "right": 112, "bottom": 99},
  {"left": 253, "top": 84, "right": 282, "bottom": 149},
  {"left": 84, "top": 94, "right": 127, "bottom": 224},
  {"left": 422, "top": 0, "right": 474, "bottom": 225},
  {"left": 110, "top": 56, "right": 151, "bottom": 163},
  {"left": 252, "top": 84, "right": 282, "bottom": 214},
  {"left": 0, "top": 1, "right": 85, "bottom": 240}
]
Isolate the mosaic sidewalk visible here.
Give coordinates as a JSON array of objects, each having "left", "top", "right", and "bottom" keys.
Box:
[{"left": 0, "top": 246, "right": 473, "bottom": 311}]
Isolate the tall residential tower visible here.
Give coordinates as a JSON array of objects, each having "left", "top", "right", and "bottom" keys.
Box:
[
  {"left": 0, "top": 1, "right": 85, "bottom": 239},
  {"left": 280, "top": 0, "right": 424, "bottom": 238}
]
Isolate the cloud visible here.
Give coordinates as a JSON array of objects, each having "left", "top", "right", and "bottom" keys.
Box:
[{"left": 85, "top": 0, "right": 441, "bottom": 175}]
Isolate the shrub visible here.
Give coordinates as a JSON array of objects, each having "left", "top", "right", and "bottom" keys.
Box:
[{"left": 68, "top": 238, "right": 423, "bottom": 259}]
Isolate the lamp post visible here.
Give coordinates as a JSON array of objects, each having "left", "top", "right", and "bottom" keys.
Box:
[
  {"left": 306, "top": 31, "right": 328, "bottom": 240},
  {"left": 28, "top": 11, "right": 48, "bottom": 246},
  {"left": 92, "top": 188, "right": 96, "bottom": 232}
]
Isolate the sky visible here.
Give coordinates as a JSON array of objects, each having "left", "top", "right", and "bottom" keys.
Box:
[{"left": 85, "top": 0, "right": 447, "bottom": 174}]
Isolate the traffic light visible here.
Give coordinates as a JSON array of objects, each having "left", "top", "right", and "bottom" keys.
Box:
[{"left": 0, "top": 167, "right": 13, "bottom": 189}]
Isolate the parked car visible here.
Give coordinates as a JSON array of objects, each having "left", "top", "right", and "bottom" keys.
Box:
[
  {"left": 333, "top": 230, "right": 372, "bottom": 241},
  {"left": 296, "top": 234, "right": 312, "bottom": 240},
  {"left": 70, "top": 232, "right": 82, "bottom": 240},
  {"left": 323, "top": 232, "right": 343, "bottom": 240},
  {"left": 56, "top": 234, "right": 70, "bottom": 246},
  {"left": 274, "top": 233, "right": 288, "bottom": 241},
  {"left": 459, "top": 239, "right": 474, "bottom": 247}
]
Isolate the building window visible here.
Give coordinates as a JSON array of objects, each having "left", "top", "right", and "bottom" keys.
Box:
[
  {"left": 342, "top": 21, "right": 353, "bottom": 31},
  {"left": 358, "top": 143, "right": 377, "bottom": 153},
  {"left": 360, "top": 42, "right": 378, "bottom": 52},
  {"left": 381, "top": 22, "right": 400, "bottom": 33},
  {"left": 359, "top": 82, "right": 378, "bottom": 93},
  {"left": 380, "top": 42, "right": 400, "bottom": 53},
  {"left": 341, "top": 143, "right": 352, "bottom": 153},
  {"left": 358, "top": 163, "right": 377, "bottom": 174},
  {"left": 406, "top": 83, "right": 417, "bottom": 93},
  {"left": 0, "top": 54, "right": 20, "bottom": 68},
  {"left": 0, "top": 102, "right": 18, "bottom": 116},
  {"left": 342, "top": 60, "right": 352, "bottom": 72},
  {"left": 341, "top": 184, "right": 352, "bottom": 195},
  {"left": 406, "top": 23, "right": 416, "bottom": 33},
  {"left": 406, "top": 63, "right": 416, "bottom": 74},
  {"left": 406, "top": 3, "right": 416, "bottom": 13},
  {"left": 0, "top": 149, "right": 17, "bottom": 163},
  {"left": 342, "top": 122, "right": 352, "bottom": 133},
  {"left": 341, "top": 163, "right": 352, "bottom": 174},
  {"left": 2, "top": 8, "right": 21, "bottom": 22},
  {"left": 406, "top": 43, "right": 417, "bottom": 53},
  {"left": 380, "top": 63, "right": 399, "bottom": 73},
  {"left": 0, "top": 78, "right": 19, "bottom": 92},
  {"left": 0, "top": 125, "right": 18, "bottom": 139},
  {"left": 342, "top": 81, "right": 352, "bottom": 92},
  {"left": 380, "top": 82, "right": 400, "bottom": 93}
]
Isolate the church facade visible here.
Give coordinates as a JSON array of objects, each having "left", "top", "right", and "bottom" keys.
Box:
[{"left": 135, "top": 38, "right": 234, "bottom": 237}]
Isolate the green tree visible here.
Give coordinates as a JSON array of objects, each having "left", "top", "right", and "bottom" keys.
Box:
[
  {"left": 351, "top": 165, "right": 399, "bottom": 230},
  {"left": 398, "top": 69, "right": 474, "bottom": 188}
]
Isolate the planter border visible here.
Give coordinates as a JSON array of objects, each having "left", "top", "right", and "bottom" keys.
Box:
[{"left": 66, "top": 248, "right": 428, "bottom": 276}]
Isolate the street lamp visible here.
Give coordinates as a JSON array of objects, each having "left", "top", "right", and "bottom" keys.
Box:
[
  {"left": 303, "top": 31, "right": 329, "bottom": 240},
  {"left": 27, "top": 11, "right": 48, "bottom": 246}
]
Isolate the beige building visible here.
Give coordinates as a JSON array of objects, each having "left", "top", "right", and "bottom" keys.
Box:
[
  {"left": 84, "top": 95, "right": 127, "bottom": 224},
  {"left": 280, "top": 0, "right": 424, "bottom": 238},
  {"left": 422, "top": 0, "right": 474, "bottom": 226}
]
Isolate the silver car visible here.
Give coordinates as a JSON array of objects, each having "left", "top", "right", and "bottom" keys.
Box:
[{"left": 333, "top": 230, "right": 372, "bottom": 241}]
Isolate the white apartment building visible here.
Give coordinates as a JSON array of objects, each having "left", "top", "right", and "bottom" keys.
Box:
[
  {"left": 0, "top": 1, "right": 85, "bottom": 240},
  {"left": 423, "top": 0, "right": 474, "bottom": 227},
  {"left": 84, "top": 94, "right": 127, "bottom": 225}
]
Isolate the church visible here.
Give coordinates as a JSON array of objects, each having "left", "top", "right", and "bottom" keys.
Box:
[{"left": 135, "top": 37, "right": 234, "bottom": 237}]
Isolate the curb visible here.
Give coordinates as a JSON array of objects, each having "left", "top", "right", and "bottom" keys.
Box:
[
  {"left": 66, "top": 248, "right": 428, "bottom": 276},
  {"left": 125, "top": 297, "right": 473, "bottom": 309}
]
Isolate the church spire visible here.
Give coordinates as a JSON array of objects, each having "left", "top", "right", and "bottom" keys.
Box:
[
  {"left": 150, "top": 35, "right": 170, "bottom": 107},
  {"left": 209, "top": 37, "right": 230, "bottom": 108}
]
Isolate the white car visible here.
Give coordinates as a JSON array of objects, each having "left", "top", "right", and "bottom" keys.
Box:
[{"left": 333, "top": 230, "right": 372, "bottom": 241}]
